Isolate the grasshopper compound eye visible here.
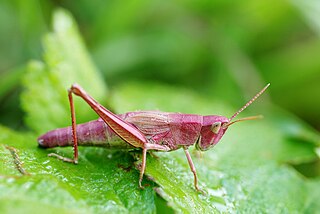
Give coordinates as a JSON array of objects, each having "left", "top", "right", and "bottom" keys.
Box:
[{"left": 210, "top": 122, "right": 221, "bottom": 134}]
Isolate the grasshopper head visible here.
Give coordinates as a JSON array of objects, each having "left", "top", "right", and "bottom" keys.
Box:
[
  {"left": 196, "top": 83, "right": 270, "bottom": 151},
  {"left": 196, "top": 116, "right": 230, "bottom": 151}
]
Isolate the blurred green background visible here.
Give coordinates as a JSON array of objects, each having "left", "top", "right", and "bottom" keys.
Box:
[{"left": 0, "top": 0, "right": 319, "bottom": 131}]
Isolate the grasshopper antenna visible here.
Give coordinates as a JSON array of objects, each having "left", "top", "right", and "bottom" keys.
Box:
[
  {"left": 226, "top": 115, "right": 263, "bottom": 127},
  {"left": 228, "top": 83, "right": 270, "bottom": 123}
]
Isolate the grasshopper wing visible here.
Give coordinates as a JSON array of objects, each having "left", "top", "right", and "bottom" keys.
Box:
[{"left": 124, "top": 111, "right": 171, "bottom": 140}]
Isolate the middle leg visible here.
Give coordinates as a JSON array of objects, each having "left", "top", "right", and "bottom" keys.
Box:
[{"left": 138, "top": 143, "right": 169, "bottom": 188}]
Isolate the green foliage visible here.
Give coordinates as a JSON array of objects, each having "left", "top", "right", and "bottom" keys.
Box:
[
  {"left": 0, "top": 6, "right": 319, "bottom": 214},
  {"left": 0, "top": 126, "right": 156, "bottom": 213},
  {"left": 21, "top": 9, "right": 107, "bottom": 134}
]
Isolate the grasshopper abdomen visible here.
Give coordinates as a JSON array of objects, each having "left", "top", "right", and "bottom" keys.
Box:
[{"left": 38, "top": 118, "right": 135, "bottom": 150}]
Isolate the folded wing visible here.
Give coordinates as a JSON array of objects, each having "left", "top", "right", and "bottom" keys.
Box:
[{"left": 125, "top": 111, "right": 171, "bottom": 138}]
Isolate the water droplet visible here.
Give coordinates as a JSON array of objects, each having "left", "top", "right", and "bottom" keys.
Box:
[{"left": 42, "top": 160, "right": 50, "bottom": 164}]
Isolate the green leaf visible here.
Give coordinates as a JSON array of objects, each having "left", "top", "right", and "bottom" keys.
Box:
[
  {"left": 110, "top": 81, "right": 320, "bottom": 213},
  {"left": 21, "top": 9, "right": 108, "bottom": 134},
  {"left": 0, "top": 126, "right": 156, "bottom": 213}
]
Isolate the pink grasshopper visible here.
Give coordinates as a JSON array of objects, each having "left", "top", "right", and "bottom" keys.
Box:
[{"left": 38, "top": 83, "right": 270, "bottom": 191}]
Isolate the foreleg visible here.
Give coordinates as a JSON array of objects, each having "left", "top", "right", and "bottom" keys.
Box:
[{"left": 184, "top": 147, "right": 201, "bottom": 191}]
